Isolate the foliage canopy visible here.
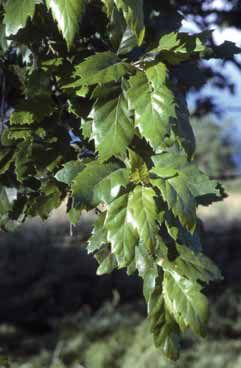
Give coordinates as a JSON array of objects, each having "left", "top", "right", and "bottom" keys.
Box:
[{"left": 0, "top": 0, "right": 240, "bottom": 360}]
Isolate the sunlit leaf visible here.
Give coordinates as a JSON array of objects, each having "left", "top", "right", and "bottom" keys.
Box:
[
  {"left": 4, "top": 0, "right": 39, "bottom": 36},
  {"left": 46, "top": 0, "right": 87, "bottom": 48}
]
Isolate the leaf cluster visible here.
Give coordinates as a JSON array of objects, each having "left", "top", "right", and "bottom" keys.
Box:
[{"left": 0, "top": 0, "right": 240, "bottom": 360}]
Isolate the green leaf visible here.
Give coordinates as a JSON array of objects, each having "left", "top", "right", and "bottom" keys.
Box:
[
  {"left": 97, "top": 252, "right": 117, "bottom": 275},
  {"left": 55, "top": 161, "right": 84, "bottom": 185},
  {"left": 101, "top": 0, "right": 127, "bottom": 50},
  {"left": 81, "top": 119, "right": 92, "bottom": 140},
  {"left": 25, "top": 69, "right": 51, "bottom": 98},
  {"left": 152, "top": 152, "right": 220, "bottom": 200},
  {"left": 3, "top": 0, "right": 38, "bottom": 36},
  {"left": 145, "top": 62, "right": 168, "bottom": 90},
  {"left": 172, "top": 92, "right": 196, "bottom": 157},
  {"left": 118, "top": 27, "right": 138, "bottom": 55},
  {"left": 67, "top": 207, "right": 81, "bottom": 225},
  {"left": 0, "top": 23, "right": 8, "bottom": 52},
  {"left": 10, "top": 111, "right": 34, "bottom": 126},
  {"left": 96, "top": 247, "right": 117, "bottom": 275},
  {"left": 94, "top": 168, "right": 130, "bottom": 204},
  {"left": 135, "top": 243, "right": 158, "bottom": 302},
  {"left": 164, "top": 211, "right": 202, "bottom": 252},
  {"left": 154, "top": 32, "right": 208, "bottom": 64},
  {"left": 101, "top": 0, "right": 114, "bottom": 18},
  {"left": 151, "top": 175, "right": 196, "bottom": 232},
  {"left": 148, "top": 289, "right": 181, "bottom": 361},
  {"left": 128, "top": 71, "right": 176, "bottom": 151},
  {"left": 0, "top": 149, "right": 15, "bottom": 175},
  {"left": 105, "top": 193, "right": 139, "bottom": 266},
  {"left": 7, "top": 128, "right": 33, "bottom": 141},
  {"left": 158, "top": 32, "right": 207, "bottom": 53},
  {"left": 10, "top": 96, "right": 55, "bottom": 124},
  {"left": 148, "top": 287, "right": 180, "bottom": 360},
  {"left": 150, "top": 165, "right": 177, "bottom": 180},
  {"left": 114, "top": 0, "right": 145, "bottom": 45},
  {"left": 62, "top": 79, "right": 89, "bottom": 98},
  {"left": 15, "top": 141, "right": 34, "bottom": 182},
  {"left": 151, "top": 151, "right": 187, "bottom": 170},
  {"left": 163, "top": 269, "right": 209, "bottom": 336},
  {"left": 71, "top": 161, "right": 119, "bottom": 208},
  {"left": 182, "top": 165, "right": 221, "bottom": 202},
  {"left": 73, "top": 52, "right": 133, "bottom": 86},
  {"left": 151, "top": 153, "right": 221, "bottom": 229},
  {"left": 125, "top": 149, "right": 150, "bottom": 185},
  {"left": 91, "top": 92, "right": 135, "bottom": 161},
  {"left": 172, "top": 244, "right": 223, "bottom": 284},
  {"left": 126, "top": 149, "right": 145, "bottom": 170},
  {"left": 88, "top": 213, "right": 108, "bottom": 254},
  {"left": 0, "top": 186, "right": 12, "bottom": 215},
  {"left": 154, "top": 315, "right": 181, "bottom": 361},
  {"left": 46, "top": 0, "right": 87, "bottom": 49},
  {"left": 27, "top": 182, "right": 62, "bottom": 219},
  {"left": 128, "top": 185, "right": 158, "bottom": 254}
]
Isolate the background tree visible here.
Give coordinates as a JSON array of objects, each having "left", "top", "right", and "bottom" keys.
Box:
[{"left": 192, "top": 118, "right": 239, "bottom": 177}]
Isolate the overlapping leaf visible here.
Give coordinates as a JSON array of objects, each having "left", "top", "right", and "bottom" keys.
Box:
[
  {"left": 114, "top": 0, "right": 145, "bottom": 45},
  {"left": 126, "top": 149, "right": 150, "bottom": 185},
  {"left": 170, "top": 245, "right": 223, "bottom": 284},
  {"left": 128, "top": 70, "right": 176, "bottom": 151},
  {"left": 46, "top": 0, "right": 87, "bottom": 48},
  {"left": 105, "top": 193, "right": 138, "bottom": 266},
  {"left": 163, "top": 268, "right": 209, "bottom": 336},
  {"left": 71, "top": 161, "right": 119, "bottom": 208},
  {"left": 101, "top": 0, "right": 115, "bottom": 18},
  {"left": 154, "top": 31, "right": 208, "bottom": 64},
  {"left": 172, "top": 92, "right": 196, "bottom": 157},
  {"left": 0, "top": 148, "right": 15, "bottom": 175},
  {"left": 9, "top": 96, "right": 55, "bottom": 124},
  {"left": 101, "top": 0, "right": 129, "bottom": 51},
  {"left": 10, "top": 111, "right": 34, "bottom": 126},
  {"left": 88, "top": 213, "right": 108, "bottom": 254},
  {"left": 151, "top": 174, "right": 197, "bottom": 231},
  {"left": 0, "top": 186, "right": 16, "bottom": 230},
  {"left": 148, "top": 288, "right": 181, "bottom": 360},
  {"left": 4, "top": 0, "right": 39, "bottom": 36},
  {"left": 96, "top": 250, "right": 117, "bottom": 275},
  {"left": 128, "top": 185, "right": 158, "bottom": 254},
  {"left": 73, "top": 52, "right": 134, "bottom": 86},
  {"left": 94, "top": 246, "right": 117, "bottom": 275},
  {"left": 91, "top": 92, "right": 135, "bottom": 161},
  {"left": 118, "top": 27, "right": 138, "bottom": 55},
  {"left": 0, "top": 185, "right": 12, "bottom": 215},
  {"left": 55, "top": 161, "right": 84, "bottom": 185},
  {"left": 94, "top": 168, "right": 130, "bottom": 204},
  {"left": 15, "top": 141, "right": 34, "bottom": 182},
  {"left": 164, "top": 211, "right": 202, "bottom": 252},
  {"left": 27, "top": 181, "right": 63, "bottom": 219},
  {"left": 151, "top": 152, "right": 222, "bottom": 229},
  {"left": 135, "top": 243, "right": 158, "bottom": 302}
]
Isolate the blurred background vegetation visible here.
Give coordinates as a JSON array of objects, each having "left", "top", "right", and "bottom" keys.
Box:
[{"left": 1, "top": 0, "right": 241, "bottom": 367}]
